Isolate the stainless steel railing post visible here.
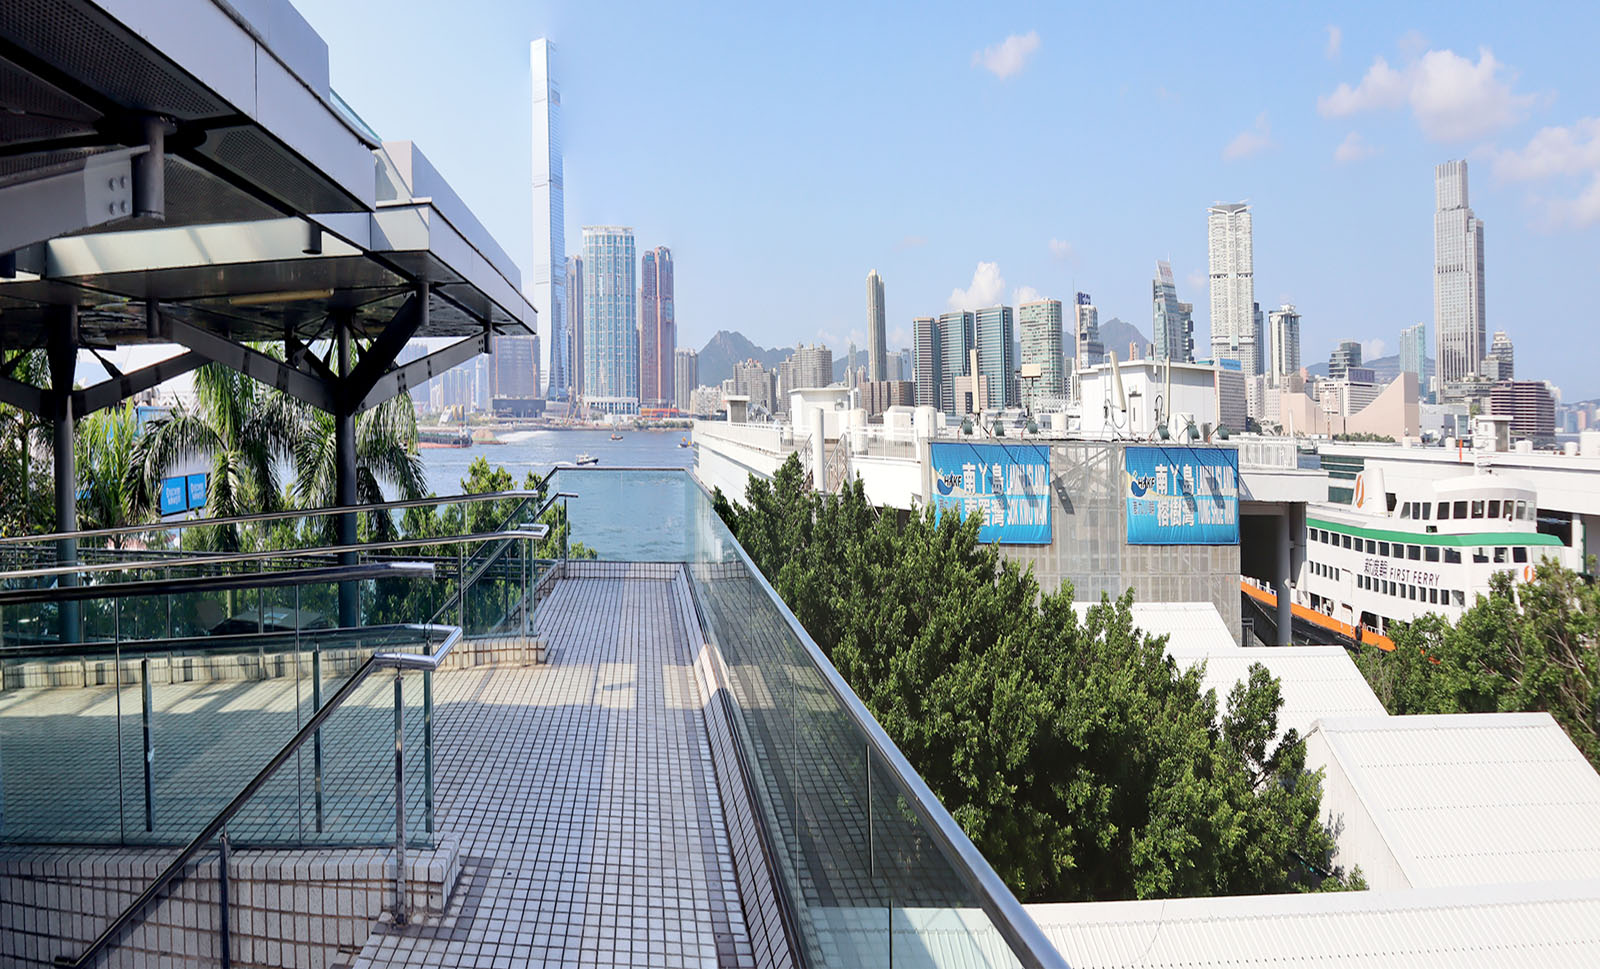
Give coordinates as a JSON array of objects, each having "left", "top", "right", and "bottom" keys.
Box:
[
  {"left": 218, "top": 827, "right": 231, "bottom": 969},
  {"left": 142, "top": 657, "right": 154, "bottom": 833},
  {"left": 392, "top": 671, "right": 408, "bottom": 927}
]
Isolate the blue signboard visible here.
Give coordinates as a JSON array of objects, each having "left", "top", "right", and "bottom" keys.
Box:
[
  {"left": 158, "top": 477, "right": 188, "bottom": 516},
  {"left": 186, "top": 473, "right": 208, "bottom": 511},
  {"left": 930, "top": 442, "right": 1052, "bottom": 545},
  {"left": 1124, "top": 446, "right": 1239, "bottom": 545}
]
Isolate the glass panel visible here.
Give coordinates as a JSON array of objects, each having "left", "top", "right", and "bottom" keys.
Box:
[
  {"left": 1514, "top": 547, "right": 1528, "bottom": 563},
  {"left": 1455, "top": 501, "right": 1468, "bottom": 518},
  {"left": 1437, "top": 502, "right": 1449, "bottom": 520},
  {"left": 1488, "top": 500, "right": 1501, "bottom": 519}
]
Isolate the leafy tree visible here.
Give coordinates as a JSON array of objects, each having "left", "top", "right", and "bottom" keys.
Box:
[
  {"left": 714, "top": 454, "right": 1360, "bottom": 901},
  {"left": 0, "top": 349, "right": 52, "bottom": 538},
  {"left": 1355, "top": 561, "right": 1599, "bottom": 768},
  {"left": 75, "top": 403, "right": 144, "bottom": 543}
]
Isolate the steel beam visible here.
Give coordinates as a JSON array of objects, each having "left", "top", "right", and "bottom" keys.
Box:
[
  {"left": 166, "top": 316, "right": 336, "bottom": 411},
  {"left": 351, "top": 330, "right": 487, "bottom": 414},
  {"left": 73, "top": 351, "right": 204, "bottom": 415},
  {"left": 0, "top": 146, "right": 145, "bottom": 253},
  {"left": 0, "top": 374, "right": 49, "bottom": 414},
  {"left": 341, "top": 288, "right": 425, "bottom": 409}
]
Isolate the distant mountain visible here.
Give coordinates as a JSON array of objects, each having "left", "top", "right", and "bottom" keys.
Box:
[
  {"left": 1098, "top": 317, "right": 1150, "bottom": 358},
  {"left": 1305, "top": 353, "right": 1434, "bottom": 383},
  {"left": 695, "top": 331, "right": 792, "bottom": 385}
]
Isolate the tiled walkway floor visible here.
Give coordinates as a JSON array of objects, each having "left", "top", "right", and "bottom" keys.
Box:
[{"left": 352, "top": 574, "right": 755, "bottom": 969}]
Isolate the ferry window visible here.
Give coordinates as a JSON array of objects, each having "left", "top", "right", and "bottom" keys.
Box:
[
  {"left": 1513, "top": 547, "right": 1528, "bottom": 564},
  {"left": 1366, "top": 540, "right": 1376, "bottom": 553},
  {"left": 1408, "top": 545, "right": 1421, "bottom": 560},
  {"left": 1379, "top": 541, "right": 1390, "bottom": 556},
  {"left": 1494, "top": 547, "right": 1508, "bottom": 564},
  {"left": 1425, "top": 547, "right": 1440, "bottom": 562},
  {"left": 1430, "top": 589, "right": 1439, "bottom": 604},
  {"left": 1409, "top": 585, "right": 1418, "bottom": 600},
  {"left": 1437, "top": 502, "right": 1449, "bottom": 520},
  {"left": 1504, "top": 503, "right": 1514, "bottom": 522},
  {"left": 1488, "top": 500, "right": 1501, "bottom": 519},
  {"left": 1445, "top": 549, "right": 1462, "bottom": 564},
  {"left": 1421, "top": 503, "right": 1431, "bottom": 520},
  {"left": 1516, "top": 501, "right": 1529, "bottom": 520},
  {"left": 1400, "top": 503, "right": 1411, "bottom": 520},
  {"left": 1472, "top": 500, "right": 1485, "bottom": 518},
  {"left": 1454, "top": 500, "right": 1468, "bottom": 518},
  {"left": 1343, "top": 535, "right": 1352, "bottom": 549},
  {"left": 1473, "top": 548, "right": 1489, "bottom": 563},
  {"left": 1453, "top": 590, "right": 1466, "bottom": 607}
]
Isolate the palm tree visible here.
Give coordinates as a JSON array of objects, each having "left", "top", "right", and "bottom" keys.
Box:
[
  {"left": 293, "top": 392, "right": 426, "bottom": 543},
  {"left": 128, "top": 362, "right": 301, "bottom": 551},
  {"left": 76, "top": 402, "right": 144, "bottom": 545},
  {"left": 0, "top": 349, "right": 51, "bottom": 539}
]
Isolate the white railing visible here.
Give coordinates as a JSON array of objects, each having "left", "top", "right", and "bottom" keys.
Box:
[
  {"left": 693, "top": 420, "right": 807, "bottom": 456},
  {"left": 1237, "top": 437, "right": 1300, "bottom": 470}
]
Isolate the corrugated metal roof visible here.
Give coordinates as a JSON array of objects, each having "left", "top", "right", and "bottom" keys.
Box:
[
  {"left": 811, "top": 882, "right": 1600, "bottom": 969},
  {"left": 1166, "top": 644, "right": 1387, "bottom": 740},
  {"left": 1311, "top": 713, "right": 1600, "bottom": 888},
  {"left": 1072, "top": 601, "right": 1238, "bottom": 652}
]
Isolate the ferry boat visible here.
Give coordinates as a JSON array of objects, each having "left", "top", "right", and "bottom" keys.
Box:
[{"left": 1284, "top": 465, "right": 1574, "bottom": 647}]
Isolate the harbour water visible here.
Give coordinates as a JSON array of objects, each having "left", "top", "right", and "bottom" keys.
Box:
[{"left": 416, "top": 427, "right": 693, "bottom": 492}]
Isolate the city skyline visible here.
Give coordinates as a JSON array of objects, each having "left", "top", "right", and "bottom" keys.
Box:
[{"left": 297, "top": 2, "right": 1600, "bottom": 400}]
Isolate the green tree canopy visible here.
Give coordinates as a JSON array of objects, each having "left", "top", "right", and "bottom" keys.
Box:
[{"left": 714, "top": 454, "right": 1360, "bottom": 902}]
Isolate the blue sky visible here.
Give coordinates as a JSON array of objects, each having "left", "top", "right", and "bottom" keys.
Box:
[{"left": 293, "top": 0, "right": 1600, "bottom": 399}]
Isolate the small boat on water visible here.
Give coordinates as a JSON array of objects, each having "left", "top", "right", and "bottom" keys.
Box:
[
  {"left": 609, "top": 432, "right": 623, "bottom": 441},
  {"left": 575, "top": 453, "right": 599, "bottom": 466},
  {"left": 677, "top": 437, "right": 690, "bottom": 448}
]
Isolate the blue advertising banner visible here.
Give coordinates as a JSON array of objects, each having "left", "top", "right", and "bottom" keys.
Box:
[
  {"left": 930, "top": 442, "right": 1052, "bottom": 545},
  {"left": 1124, "top": 446, "right": 1239, "bottom": 545},
  {"left": 186, "top": 473, "right": 208, "bottom": 511},
  {"left": 158, "top": 477, "right": 187, "bottom": 516}
]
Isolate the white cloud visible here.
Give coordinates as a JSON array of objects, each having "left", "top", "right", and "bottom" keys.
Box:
[
  {"left": 1490, "top": 118, "right": 1600, "bottom": 228},
  {"left": 1318, "top": 47, "right": 1535, "bottom": 142},
  {"left": 1334, "top": 131, "right": 1379, "bottom": 163},
  {"left": 1325, "top": 25, "right": 1342, "bottom": 60},
  {"left": 1047, "top": 238, "right": 1075, "bottom": 261},
  {"left": 1223, "top": 113, "right": 1275, "bottom": 161},
  {"left": 949, "top": 262, "right": 1006, "bottom": 311},
  {"left": 973, "top": 31, "right": 1040, "bottom": 80},
  {"left": 1362, "top": 338, "right": 1389, "bottom": 360},
  {"left": 1013, "top": 285, "right": 1043, "bottom": 306}
]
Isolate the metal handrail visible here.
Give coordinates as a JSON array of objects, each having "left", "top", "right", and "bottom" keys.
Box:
[
  {"left": 0, "top": 489, "right": 548, "bottom": 548},
  {"left": 0, "top": 526, "right": 547, "bottom": 582},
  {"left": 56, "top": 623, "right": 463, "bottom": 969},
  {"left": 0, "top": 561, "right": 434, "bottom": 607},
  {"left": 0, "top": 620, "right": 435, "bottom": 662},
  {"left": 681, "top": 472, "right": 1070, "bottom": 969}
]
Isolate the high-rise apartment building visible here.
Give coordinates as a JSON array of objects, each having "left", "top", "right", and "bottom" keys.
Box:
[
  {"left": 1017, "top": 299, "right": 1065, "bottom": 411},
  {"left": 566, "top": 255, "right": 583, "bottom": 400},
  {"left": 1208, "top": 202, "right": 1256, "bottom": 375},
  {"left": 732, "top": 358, "right": 775, "bottom": 414},
  {"left": 1489, "top": 380, "right": 1554, "bottom": 446},
  {"left": 1434, "top": 160, "right": 1486, "bottom": 384},
  {"left": 1399, "top": 322, "right": 1426, "bottom": 390},
  {"left": 1151, "top": 261, "right": 1195, "bottom": 363},
  {"left": 937, "top": 311, "right": 974, "bottom": 414},
  {"left": 913, "top": 317, "right": 940, "bottom": 409},
  {"left": 866, "top": 270, "right": 887, "bottom": 382},
  {"left": 639, "top": 246, "right": 674, "bottom": 408},
  {"left": 1486, "top": 330, "right": 1515, "bottom": 382},
  {"left": 974, "top": 305, "right": 1016, "bottom": 411},
  {"left": 1073, "top": 293, "right": 1104, "bottom": 370},
  {"left": 1252, "top": 302, "right": 1266, "bottom": 377},
  {"left": 785, "top": 343, "right": 833, "bottom": 392},
  {"left": 1329, "top": 340, "right": 1362, "bottom": 381},
  {"left": 530, "top": 39, "right": 565, "bottom": 397},
  {"left": 1269, "top": 304, "right": 1300, "bottom": 384},
  {"left": 673, "top": 348, "right": 697, "bottom": 413},
  {"left": 581, "top": 226, "right": 638, "bottom": 407}
]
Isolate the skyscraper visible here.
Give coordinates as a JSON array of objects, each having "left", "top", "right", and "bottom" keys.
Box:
[
  {"left": 974, "top": 305, "right": 1016, "bottom": 410},
  {"left": 1017, "top": 299, "right": 1064, "bottom": 411},
  {"left": 639, "top": 246, "right": 674, "bottom": 408},
  {"left": 866, "top": 270, "right": 887, "bottom": 382},
  {"left": 581, "top": 226, "right": 638, "bottom": 407},
  {"left": 1252, "top": 302, "right": 1266, "bottom": 377},
  {"left": 936, "top": 311, "right": 974, "bottom": 414},
  {"left": 1434, "top": 160, "right": 1486, "bottom": 384},
  {"left": 913, "top": 317, "right": 940, "bottom": 409},
  {"left": 1329, "top": 340, "right": 1362, "bottom": 381},
  {"left": 1073, "top": 293, "right": 1103, "bottom": 370},
  {"left": 1399, "top": 322, "right": 1426, "bottom": 390},
  {"left": 566, "top": 255, "right": 584, "bottom": 400},
  {"left": 1268, "top": 305, "right": 1300, "bottom": 384},
  {"left": 531, "top": 39, "right": 565, "bottom": 397},
  {"left": 1208, "top": 202, "right": 1256, "bottom": 374},
  {"left": 1486, "top": 330, "right": 1515, "bottom": 381},
  {"left": 1151, "top": 261, "right": 1195, "bottom": 363},
  {"left": 673, "top": 348, "right": 697, "bottom": 413}
]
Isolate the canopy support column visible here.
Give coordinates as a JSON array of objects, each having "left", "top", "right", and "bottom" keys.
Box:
[
  {"left": 47, "top": 305, "right": 79, "bottom": 643},
  {"left": 335, "top": 315, "right": 359, "bottom": 627}
]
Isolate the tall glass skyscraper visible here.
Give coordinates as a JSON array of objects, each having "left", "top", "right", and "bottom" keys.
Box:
[
  {"left": 582, "top": 226, "right": 638, "bottom": 407},
  {"left": 1269, "top": 304, "right": 1301, "bottom": 384},
  {"left": 1151, "top": 261, "right": 1195, "bottom": 364},
  {"left": 1208, "top": 202, "right": 1256, "bottom": 375},
  {"left": 1434, "top": 160, "right": 1486, "bottom": 385},
  {"left": 566, "top": 254, "right": 583, "bottom": 400},
  {"left": 639, "top": 246, "right": 674, "bottom": 408},
  {"left": 936, "top": 311, "right": 974, "bottom": 414},
  {"left": 974, "top": 305, "right": 1015, "bottom": 411},
  {"left": 1399, "top": 321, "right": 1426, "bottom": 390},
  {"left": 866, "top": 270, "right": 887, "bottom": 382},
  {"left": 531, "top": 39, "right": 565, "bottom": 398},
  {"left": 1017, "top": 299, "right": 1064, "bottom": 410},
  {"left": 913, "top": 316, "right": 940, "bottom": 409}
]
